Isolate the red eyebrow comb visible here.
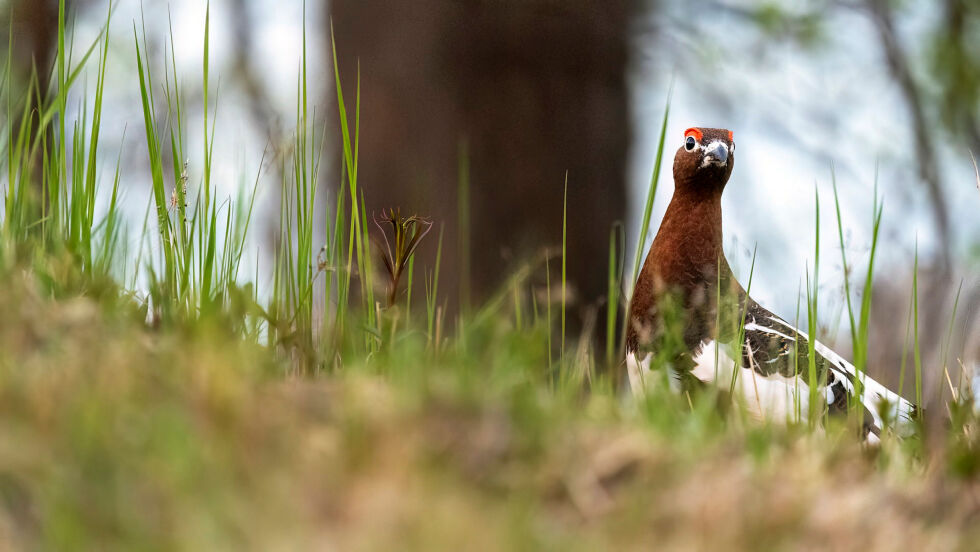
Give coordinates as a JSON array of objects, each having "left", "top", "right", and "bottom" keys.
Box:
[
  {"left": 728, "top": 130, "right": 734, "bottom": 142},
  {"left": 684, "top": 128, "right": 703, "bottom": 141}
]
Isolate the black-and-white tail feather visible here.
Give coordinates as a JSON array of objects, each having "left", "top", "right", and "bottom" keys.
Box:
[
  {"left": 748, "top": 314, "right": 917, "bottom": 438},
  {"left": 627, "top": 305, "right": 918, "bottom": 442}
]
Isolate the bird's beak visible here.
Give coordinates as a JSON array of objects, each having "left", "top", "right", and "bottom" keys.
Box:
[{"left": 703, "top": 141, "right": 729, "bottom": 167}]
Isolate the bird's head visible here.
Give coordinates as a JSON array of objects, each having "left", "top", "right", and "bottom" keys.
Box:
[{"left": 673, "top": 127, "right": 735, "bottom": 193}]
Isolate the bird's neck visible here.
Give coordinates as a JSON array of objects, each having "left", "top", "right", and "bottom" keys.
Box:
[
  {"left": 645, "top": 189, "right": 727, "bottom": 289},
  {"left": 627, "top": 187, "right": 739, "bottom": 353}
]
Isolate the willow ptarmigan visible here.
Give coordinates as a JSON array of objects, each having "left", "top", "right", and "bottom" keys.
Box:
[{"left": 625, "top": 127, "right": 917, "bottom": 442}]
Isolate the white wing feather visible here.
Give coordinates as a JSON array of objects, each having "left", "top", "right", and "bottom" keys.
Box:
[{"left": 763, "top": 316, "right": 916, "bottom": 433}]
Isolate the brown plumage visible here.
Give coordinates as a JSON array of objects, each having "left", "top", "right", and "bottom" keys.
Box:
[
  {"left": 625, "top": 127, "right": 917, "bottom": 442},
  {"left": 626, "top": 127, "right": 738, "bottom": 354}
]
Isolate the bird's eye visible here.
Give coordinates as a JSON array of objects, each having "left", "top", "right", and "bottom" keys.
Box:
[{"left": 685, "top": 136, "right": 697, "bottom": 152}]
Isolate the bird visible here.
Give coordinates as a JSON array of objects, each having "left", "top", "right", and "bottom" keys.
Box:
[{"left": 625, "top": 127, "right": 917, "bottom": 443}]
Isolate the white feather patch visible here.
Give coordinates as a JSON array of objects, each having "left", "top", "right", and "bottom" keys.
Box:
[
  {"left": 692, "top": 340, "right": 811, "bottom": 423},
  {"left": 626, "top": 351, "right": 652, "bottom": 398},
  {"left": 627, "top": 314, "right": 916, "bottom": 442},
  {"left": 626, "top": 351, "right": 683, "bottom": 397},
  {"left": 764, "top": 316, "right": 916, "bottom": 432}
]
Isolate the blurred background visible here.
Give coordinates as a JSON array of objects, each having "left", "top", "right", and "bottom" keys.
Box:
[{"left": 2, "top": 0, "right": 978, "bottom": 391}]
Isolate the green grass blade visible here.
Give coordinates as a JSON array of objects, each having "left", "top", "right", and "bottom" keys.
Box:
[
  {"left": 561, "top": 172, "right": 568, "bottom": 364},
  {"left": 806, "top": 185, "right": 820, "bottom": 426},
  {"left": 606, "top": 222, "right": 625, "bottom": 368},
  {"left": 458, "top": 139, "right": 471, "bottom": 314},
  {"left": 630, "top": 85, "right": 672, "bottom": 286}
]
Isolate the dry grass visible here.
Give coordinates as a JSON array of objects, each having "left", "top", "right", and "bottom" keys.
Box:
[{"left": 1, "top": 273, "right": 978, "bottom": 551}]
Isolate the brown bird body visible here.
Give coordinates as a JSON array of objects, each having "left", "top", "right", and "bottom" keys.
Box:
[
  {"left": 627, "top": 128, "right": 737, "bottom": 354},
  {"left": 625, "top": 127, "right": 916, "bottom": 442}
]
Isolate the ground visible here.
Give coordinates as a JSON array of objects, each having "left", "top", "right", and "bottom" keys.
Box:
[{"left": 1, "top": 269, "right": 978, "bottom": 551}]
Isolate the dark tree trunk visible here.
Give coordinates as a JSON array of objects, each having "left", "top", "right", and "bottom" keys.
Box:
[
  {"left": 2, "top": 0, "right": 60, "bottom": 207},
  {"left": 6, "top": 0, "right": 59, "bottom": 96},
  {"left": 329, "top": 0, "right": 631, "bottom": 334}
]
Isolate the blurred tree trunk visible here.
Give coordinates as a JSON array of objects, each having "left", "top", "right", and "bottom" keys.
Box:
[
  {"left": 5, "top": 0, "right": 59, "bottom": 96},
  {"left": 3, "top": 0, "right": 65, "bottom": 200},
  {"left": 329, "top": 1, "right": 632, "bottom": 337}
]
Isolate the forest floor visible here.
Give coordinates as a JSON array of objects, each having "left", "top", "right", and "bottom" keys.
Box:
[{"left": 2, "top": 266, "right": 979, "bottom": 551}]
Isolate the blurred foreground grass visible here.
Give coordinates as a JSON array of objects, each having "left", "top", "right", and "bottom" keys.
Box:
[{"left": 1, "top": 265, "right": 979, "bottom": 551}]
